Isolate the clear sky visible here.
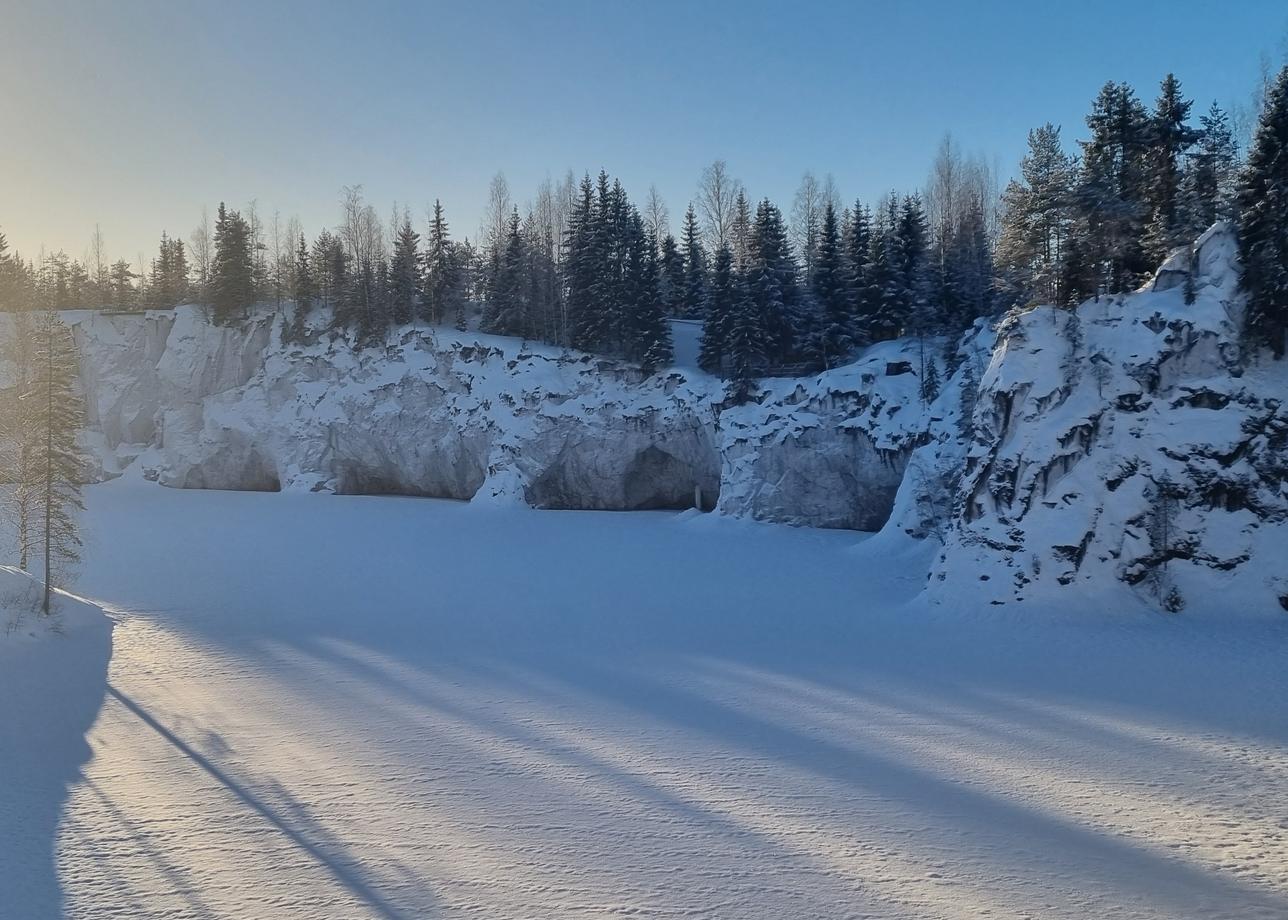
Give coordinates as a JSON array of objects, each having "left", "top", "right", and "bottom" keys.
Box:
[{"left": 1, "top": 0, "right": 1285, "bottom": 265}]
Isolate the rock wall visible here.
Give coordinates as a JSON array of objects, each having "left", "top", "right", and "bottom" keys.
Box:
[
  {"left": 14, "top": 222, "right": 1281, "bottom": 615},
  {"left": 918, "top": 225, "right": 1288, "bottom": 614},
  {"left": 59, "top": 306, "right": 934, "bottom": 531}
]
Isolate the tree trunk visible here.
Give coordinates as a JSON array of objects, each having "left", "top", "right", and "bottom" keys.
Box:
[{"left": 43, "top": 321, "right": 53, "bottom": 616}]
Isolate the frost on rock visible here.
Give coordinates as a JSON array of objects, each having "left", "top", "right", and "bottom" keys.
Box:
[{"left": 924, "top": 224, "right": 1288, "bottom": 614}]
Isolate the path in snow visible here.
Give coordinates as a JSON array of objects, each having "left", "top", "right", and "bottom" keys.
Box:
[{"left": 39, "top": 479, "right": 1288, "bottom": 919}]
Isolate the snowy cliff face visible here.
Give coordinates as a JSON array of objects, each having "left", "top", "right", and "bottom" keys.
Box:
[
  {"left": 923, "top": 225, "right": 1288, "bottom": 614},
  {"left": 58, "top": 307, "right": 932, "bottom": 529},
  {"left": 11, "top": 222, "right": 1282, "bottom": 614}
]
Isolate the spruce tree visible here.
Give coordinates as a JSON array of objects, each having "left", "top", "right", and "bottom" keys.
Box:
[
  {"left": 864, "top": 199, "right": 900, "bottom": 342},
  {"left": 730, "top": 190, "right": 753, "bottom": 271},
  {"left": 659, "top": 233, "right": 685, "bottom": 316},
  {"left": 108, "top": 260, "right": 137, "bottom": 309},
  {"left": 726, "top": 269, "right": 768, "bottom": 401},
  {"left": 482, "top": 209, "right": 528, "bottom": 337},
  {"left": 813, "top": 201, "right": 852, "bottom": 367},
  {"left": 389, "top": 214, "right": 420, "bottom": 327},
  {"left": 311, "top": 230, "right": 345, "bottom": 312},
  {"left": 943, "top": 196, "right": 994, "bottom": 330},
  {"left": 896, "top": 194, "right": 932, "bottom": 333},
  {"left": 844, "top": 201, "right": 873, "bottom": 343},
  {"left": 1237, "top": 65, "right": 1288, "bottom": 359},
  {"left": 422, "top": 200, "right": 459, "bottom": 327},
  {"left": 699, "top": 246, "right": 735, "bottom": 374},
  {"left": 681, "top": 205, "right": 707, "bottom": 318},
  {"left": 746, "top": 199, "right": 800, "bottom": 365},
  {"left": 286, "top": 234, "right": 314, "bottom": 344},
  {"left": 210, "top": 203, "right": 255, "bottom": 324},
  {"left": 624, "top": 211, "right": 672, "bottom": 372},
  {"left": 564, "top": 174, "right": 599, "bottom": 351},
  {"left": 15, "top": 312, "right": 87, "bottom": 613}
]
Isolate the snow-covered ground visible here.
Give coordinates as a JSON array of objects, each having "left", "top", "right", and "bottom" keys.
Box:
[{"left": 7, "top": 477, "right": 1283, "bottom": 918}]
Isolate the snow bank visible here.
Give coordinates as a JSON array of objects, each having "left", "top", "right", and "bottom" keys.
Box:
[{"left": 0, "top": 567, "right": 114, "bottom": 917}]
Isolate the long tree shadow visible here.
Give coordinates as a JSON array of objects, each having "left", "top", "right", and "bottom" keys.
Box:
[
  {"left": 106, "top": 686, "right": 432, "bottom": 920},
  {"left": 0, "top": 614, "right": 113, "bottom": 920},
  {"left": 496, "top": 652, "right": 1288, "bottom": 918}
]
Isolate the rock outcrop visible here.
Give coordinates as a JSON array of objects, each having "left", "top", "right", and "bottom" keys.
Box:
[
  {"left": 57, "top": 307, "right": 934, "bottom": 531},
  {"left": 918, "top": 225, "right": 1288, "bottom": 614}
]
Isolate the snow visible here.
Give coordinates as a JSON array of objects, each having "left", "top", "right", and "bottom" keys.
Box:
[
  {"left": 6, "top": 477, "right": 1282, "bottom": 918},
  {"left": 0, "top": 569, "right": 113, "bottom": 918}
]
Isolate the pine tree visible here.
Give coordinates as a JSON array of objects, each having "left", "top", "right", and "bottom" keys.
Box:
[
  {"left": 210, "top": 203, "right": 256, "bottom": 324},
  {"left": 1237, "top": 65, "right": 1288, "bottom": 359},
  {"left": 1184, "top": 102, "right": 1240, "bottom": 235},
  {"left": 389, "top": 213, "right": 420, "bottom": 327},
  {"left": 13, "top": 313, "right": 87, "bottom": 613},
  {"left": 995, "top": 124, "right": 1077, "bottom": 308},
  {"left": 1143, "top": 74, "right": 1199, "bottom": 265},
  {"left": 699, "top": 246, "right": 735, "bottom": 374},
  {"left": 681, "top": 205, "right": 706, "bottom": 318},
  {"left": 1077, "top": 82, "right": 1153, "bottom": 291}
]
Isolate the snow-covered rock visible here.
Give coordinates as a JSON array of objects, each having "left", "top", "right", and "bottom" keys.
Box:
[
  {"left": 6, "top": 223, "right": 1282, "bottom": 614},
  {"left": 55, "top": 308, "right": 934, "bottom": 530},
  {"left": 924, "top": 224, "right": 1288, "bottom": 614}
]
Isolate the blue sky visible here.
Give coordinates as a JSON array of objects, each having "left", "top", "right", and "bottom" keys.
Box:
[{"left": 1, "top": 0, "right": 1285, "bottom": 263}]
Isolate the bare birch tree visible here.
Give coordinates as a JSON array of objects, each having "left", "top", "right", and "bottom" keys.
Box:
[{"left": 696, "top": 159, "right": 742, "bottom": 252}]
